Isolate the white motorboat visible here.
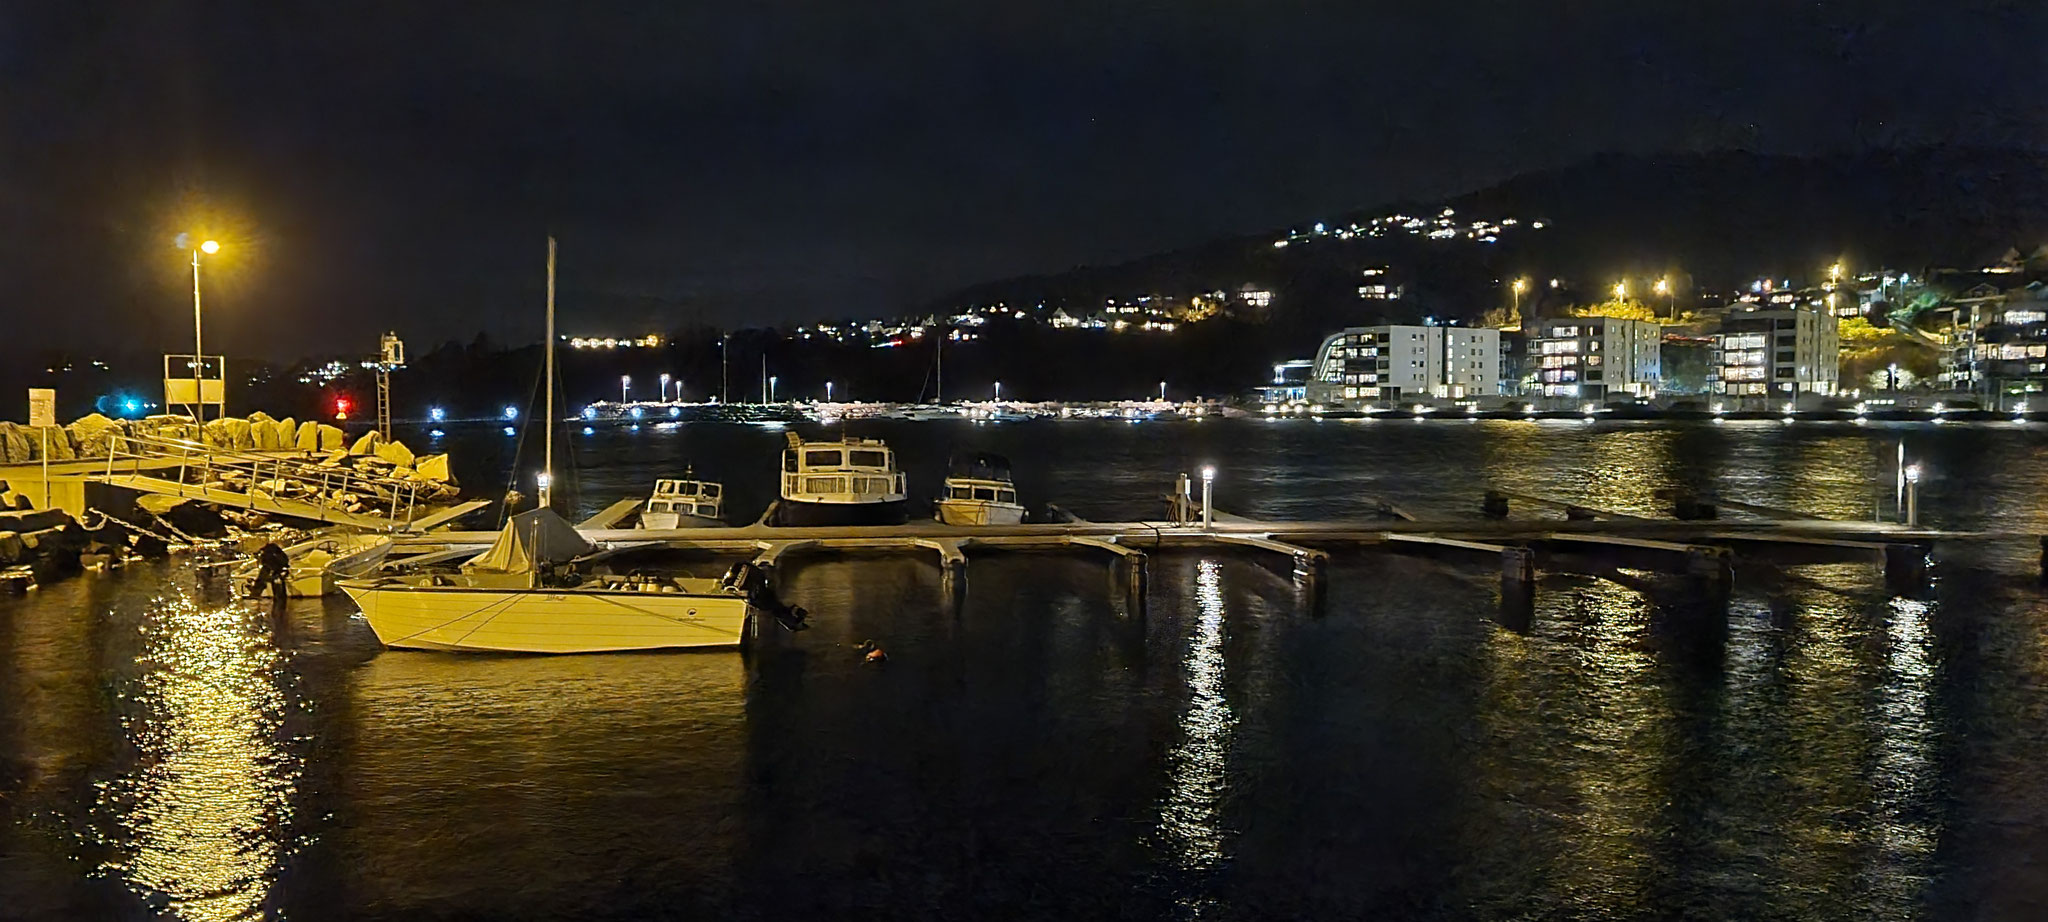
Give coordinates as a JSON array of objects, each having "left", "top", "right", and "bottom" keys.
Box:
[
  {"left": 935, "top": 452, "right": 1025, "bottom": 526},
  {"left": 636, "top": 474, "right": 725, "bottom": 529},
  {"left": 775, "top": 432, "right": 908, "bottom": 525},
  {"left": 339, "top": 508, "right": 765, "bottom": 653}
]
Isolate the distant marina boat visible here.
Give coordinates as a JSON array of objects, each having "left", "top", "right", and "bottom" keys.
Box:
[
  {"left": 636, "top": 473, "right": 725, "bottom": 529},
  {"left": 775, "top": 432, "right": 908, "bottom": 526},
  {"left": 935, "top": 452, "right": 1025, "bottom": 526}
]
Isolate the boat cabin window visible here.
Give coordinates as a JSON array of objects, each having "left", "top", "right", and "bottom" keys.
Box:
[
  {"left": 998, "top": 490, "right": 1016, "bottom": 504},
  {"left": 972, "top": 487, "right": 996, "bottom": 501},
  {"left": 848, "top": 449, "right": 889, "bottom": 468},
  {"left": 783, "top": 450, "right": 798, "bottom": 473},
  {"left": 648, "top": 500, "right": 671, "bottom": 512},
  {"left": 804, "top": 449, "right": 842, "bottom": 467},
  {"left": 702, "top": 484, "right": 720, "bottom": 497},
  {"left": 676, "top": 482, "right": 699, "bottom": 496},
  {"left": 948, "top": 486, "right": 973, "bottom": 500}
]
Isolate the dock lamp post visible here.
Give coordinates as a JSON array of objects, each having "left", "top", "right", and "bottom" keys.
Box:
[
  {"left": 1159, "top": 380, "right": 1167, "bottom": 402},
  {"left": 659, "top": 373, "right": 670, "bottom": 403},
  {"left": 769, "top": 376, "right": 778, "bottom": 403},
  {"left": 1201, "top": 465, "right": 1215, "bottom": 530},
  {"left": 994, "top": 380, "right": 1002, "bottom": 403},
  {"left": 826, "top": 381, "right": 834, "bottom": 402},
  {"left": 1904, "top": 464, "right": 1922, "bottom": 527},
  {"left": 620, "top": 375, "right": 631, "bottom": 403},
  {"left": 179, "top": 236, "right": 220, "bottom": 422}
]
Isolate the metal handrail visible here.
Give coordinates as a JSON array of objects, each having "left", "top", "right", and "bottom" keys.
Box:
[{"left": 100, "top": 431, "right": 426, "bottom": 530}]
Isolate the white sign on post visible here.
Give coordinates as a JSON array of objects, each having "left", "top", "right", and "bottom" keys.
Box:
[
  {"left": 27, "top": 388, "right": 55, "bottom": 509},
  {"left": 27, "top": 388, "right": 55, "bottom": 428}
]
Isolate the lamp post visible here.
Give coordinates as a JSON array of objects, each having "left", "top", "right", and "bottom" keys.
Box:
[
  {"left": 1654, "top": 277, "right": 1672, "bottom": 320},
  {"left": 1904, "top": 463, "right": 1922, "bottom": 527},
  {"left": 1159, "top": 380, "right": 1167, "bottom": 402},
  {"left": 621, "top": 375, "right": 630, "bottom": 403},
  {"left": 1613, "top": 280, "right": 1627, "bottom": 302},
  {"left": 1511, "top": 277, "right": 1527, "bottom": 319},
  {"left": 769, "top": 375, "right": 778, "bottom": 403},
  {"left": 1200, "top": 465, "right": 1215, "bottom": 530},
  {"left": 826, "top": 380, "right": 834, "bottom": 402},
  {"left": 182, "top": 237, "right": 220, "bottom": 422},
  {"left": 659, "top": 373, "right": 671, "bottom": 403},
  {"left": 993, "top": 380, "right": 1002, "bottom": 403}
]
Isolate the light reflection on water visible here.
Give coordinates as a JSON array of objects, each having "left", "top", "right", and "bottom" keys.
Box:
[
  {"left": 1158, "top": 559, "right": 1236, "bottom": 893},
  {"left": 94, "top": 588, "right": 299, "bottom": 922}
]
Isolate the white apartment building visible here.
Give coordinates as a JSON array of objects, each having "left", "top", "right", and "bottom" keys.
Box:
[
  {"left": 1306, "top": 325, "right": 1503, "bottom": 407},
  {"left": 1710, "top": 305, "right": 1839, "bottom": 400},
  {"left": 1531, "top": 317, "right": 1663, "bottom": 400}
]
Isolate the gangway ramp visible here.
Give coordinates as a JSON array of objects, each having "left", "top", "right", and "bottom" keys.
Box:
[{"left": 90, "top": 433, "right": 470, "bottom": 531}]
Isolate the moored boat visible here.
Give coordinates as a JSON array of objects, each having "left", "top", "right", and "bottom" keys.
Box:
[
  {"left": 935, "top": 452, "right": 1025, "bottom": 526},
  {"left": 339, "top": 508, "right": 765, "bottom": 653},
  {"left": 636, "top": 472, "right": 725, "bottom": 529},
  {"left": 775, "top": 432, "right": 908, "bottom": 526}
]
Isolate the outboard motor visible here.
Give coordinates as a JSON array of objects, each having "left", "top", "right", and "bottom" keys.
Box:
[{"left": 724, "top": 562, "right": 808, "bottom": 632}]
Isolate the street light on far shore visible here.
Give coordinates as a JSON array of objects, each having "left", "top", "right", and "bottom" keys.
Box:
[
  {"left": 621, "top": 375, "right": 631, "bottom": 403},
  {"left": 1613, "top": 280, "right": 1627, "bottom": 301}
]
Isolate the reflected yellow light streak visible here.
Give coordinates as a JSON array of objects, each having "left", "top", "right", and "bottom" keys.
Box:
[
  {"left": 1159, "top": 559, "right": 1234, "bottom": 874},
  {"left": 95, "top": 590, "right": 296, "bottom": 922}
]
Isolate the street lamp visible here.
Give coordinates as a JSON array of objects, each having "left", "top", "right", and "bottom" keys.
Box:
[
  {"left": 621, "top": 375, "right": 631, "bottom": 403},
  {"left": 1159, "top": 380, "right": 1167, "bottom": 402},
  {"left": 1511, "top": 277, "right": 1528, "bottom": 318},
  {"left": 769, "top": 375, "right": 778, "bottom": 403},
  {"left": 1653, "top": 277, "right": 1673, "bottom": 319},
  {"left": 178, "top": 236, "right": 221, "bottom": 422},
  {"left": 1200, "top": 465, "right": 1216, "bottom": 529},
  {"left": 1612, "top": 280, "right": 1627, "bottom": 301},
  {"left": 659, "top": 372, "right": 671, "bottom": 403},
  {"left": 826, "top": 380, "right": 834, "bottom": 402},
  {"left": 993, "top": 380, "right": 1002, "bottom": 402},
  {"left": 1888, "top": 362, "right": 1899, "bottom": 391}
]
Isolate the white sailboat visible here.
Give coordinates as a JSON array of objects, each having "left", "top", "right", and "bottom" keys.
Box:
[
  {"left": 338, "top": 238, "right": 772, "bottom": 653},
  {"left": 338, "top": 508, "right": 757, "bottom": 653}
]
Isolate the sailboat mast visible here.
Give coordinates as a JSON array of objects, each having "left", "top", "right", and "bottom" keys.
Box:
[
  {"left": 541, "top": 237, "right": 556, "bottom": 509},
  {"left": 935, "top": 323, "right": 943, "bottom": 403}
]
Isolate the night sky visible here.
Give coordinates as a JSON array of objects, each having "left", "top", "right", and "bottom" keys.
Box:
[{"left": 2, "top": 1, "right": 2037, "bottom": 359}]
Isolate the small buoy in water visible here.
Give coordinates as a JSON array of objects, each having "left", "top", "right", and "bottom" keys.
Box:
[{"left": 858, "top": 639, "right": 887, "bottom": 664}]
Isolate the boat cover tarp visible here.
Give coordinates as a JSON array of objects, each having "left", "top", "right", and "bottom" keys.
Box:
[
  {"left": 947, "top": 452, "right": 1013, "bottom": 482},
  {"left": 464, "top": 508, "right": 595, "bottom": 574}
]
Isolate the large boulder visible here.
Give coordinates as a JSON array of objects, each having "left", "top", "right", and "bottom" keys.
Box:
[
  {"left": 25, "top": 426, "right": 75, "bottom": 461},
  {"left": 272, "top": 417, "right": 297, "bottom": 451},
  {"left": 414, "top": 453, "right": 454, "bottom": 484},
  {"left": 0, "top": 423, "right": 30, "bottom": 464},
  {"left": 317, "top": 424, "right": 345, "bottom": 451},
  {"left": 349, "top": 431, "right": 381, "bottom": 456},
  {"left": 248, "top": 412, "right": 281, "bottom": 451},
  {"left": 68, "top": 413, "right": 124, "bottom": 458},
  {"left": 376, "top": 439, "right": 415, "bottom": 468},
  {"left": 295, "top": 420, "right": 321, "bottom": 451}
]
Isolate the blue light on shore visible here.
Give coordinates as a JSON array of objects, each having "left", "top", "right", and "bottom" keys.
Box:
[
  {"left": 429, "top": 407, "right": 445, "bottom": 422},
  {"left": 583, "top": 407, "right": 597, "bottom": 420},
  {"left": 502, "top": 406, "right": 519, "bottom": 420}
]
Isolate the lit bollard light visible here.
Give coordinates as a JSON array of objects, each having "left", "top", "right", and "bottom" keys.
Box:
[{"left": 1201, "top": 465, "right": 1216, "bottom": 530}]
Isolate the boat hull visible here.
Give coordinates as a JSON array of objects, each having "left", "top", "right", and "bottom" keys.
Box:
[
  {"left": 776, "top": 498, "right": 909, "bottom": 527},
  {"left": 339, "top": 583, "right": 752, "bottom": 653},
  {"left": 935, "top": 500, "right": 1026, "bottom": 526}
]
